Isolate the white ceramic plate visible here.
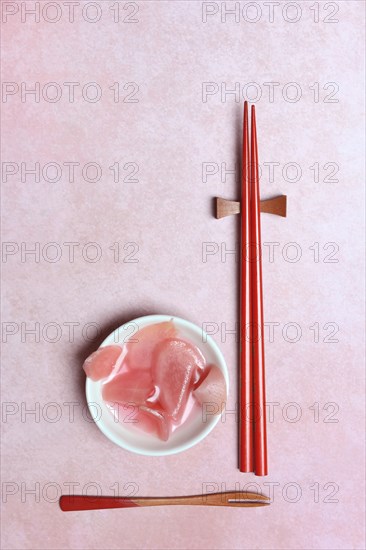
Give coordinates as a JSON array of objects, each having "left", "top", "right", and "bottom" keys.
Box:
[{"left": 85, "top": 314, "right": 229, "bottom": 456}]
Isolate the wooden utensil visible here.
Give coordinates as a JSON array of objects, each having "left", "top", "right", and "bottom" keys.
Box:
[
  {"left": 60, "top": 491, "right": 270, "bottom": 511},
  {"left": 239, "top": 101, "right": 254, "bottom": 473},
  {"left": 215, "top": 102, "right": 287, "bottom": 476},
  {"left": 250, "top": 105, "right": 267, "bottom": 476}
]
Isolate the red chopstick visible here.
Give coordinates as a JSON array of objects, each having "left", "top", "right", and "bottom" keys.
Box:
[
  {"left": 250, "top": 105, "right": 268, "bottom": 476},
  {"left": 239, "top": 102, "right": 268, "bottom": 475},
  {"left": 239, "top": 102, "right": 254, "bottom": 472}
]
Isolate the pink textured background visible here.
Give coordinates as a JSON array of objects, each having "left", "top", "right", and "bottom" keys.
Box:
[{"left": 1, "top": 1, "right": 365, "bottom": 549}]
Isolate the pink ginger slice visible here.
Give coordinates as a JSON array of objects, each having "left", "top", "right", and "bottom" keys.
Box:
[
  {"left": 126, "top": 321, "right": 176, "bottom": 371},
  {"left": 153, "top": 338, "right": 205, "bottom": 422},
  {"left": 102, "top": 370, "right": 154, "bottom": 405},
  {"left": 83, "top": 345, "right": 123, "bottom": 381},
  {"left": 134, "top": 405, "right": 171, "bottom": 441},
  {"left": 193, "top": 364, "right": 227, "bottom": 413},
  {"left": 116, "top": 402, "right": 170, "bottom": 441}
]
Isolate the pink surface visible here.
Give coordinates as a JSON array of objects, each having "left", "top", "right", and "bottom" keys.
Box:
[{"left": 1, "top": 2, "right": 365, "bottom": 549}]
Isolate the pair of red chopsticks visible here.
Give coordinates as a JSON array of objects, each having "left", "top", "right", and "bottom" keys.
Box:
[{"left": 239, "top": 102, "right": 267, "bottom": 476}]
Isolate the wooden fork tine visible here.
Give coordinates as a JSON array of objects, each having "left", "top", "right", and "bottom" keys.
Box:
[
  {"left": 220, "top": 491, "right": 270, "bottom": 502},
  {"left": 203, "top": 491, "right": 270, "bottom": 506}
]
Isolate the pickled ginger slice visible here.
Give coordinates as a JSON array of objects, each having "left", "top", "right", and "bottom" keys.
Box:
[
  {"left": 83, "top": 345, "right": 123, "bottom": 381},
  {"left": 153, "top": 338, "right": 205, "bottom": 421},
  {"left": 193, "top": 364, "right": 227, "bottom": 414},
  {"left": 127, "top": 321, "right": 177, "bottom": 372},
  {"left": 102, "top": 370, "right": 154, "bottom": 405}
]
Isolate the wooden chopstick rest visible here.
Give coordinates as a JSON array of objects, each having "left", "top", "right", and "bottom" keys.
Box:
[{"left": 216, "top": 195, "right": 287, "bottom": 219}]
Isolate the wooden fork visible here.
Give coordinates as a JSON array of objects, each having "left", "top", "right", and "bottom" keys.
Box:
[{"left": 60, "top": 491, "right": 270, "bottom": 511}]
